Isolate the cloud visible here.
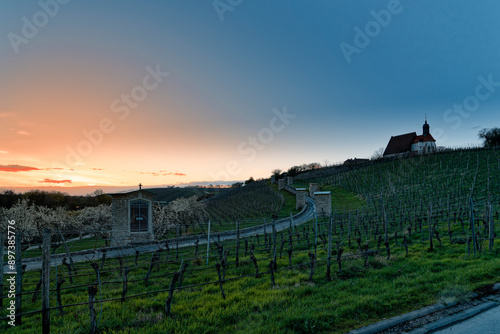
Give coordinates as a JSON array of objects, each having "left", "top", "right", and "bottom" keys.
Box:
[
  {"left": 17, "top": 130, "right": 32, "bottom": 135},
  {"left": 0, "top": 165, "right": 41, "bottom": 172},
  {"left": 39, "top": 179, "right": 72, "bottom": 184},
  {"left": 90, "top": 168, "right": 103, "bottom": 171},
  {"left": 0, "top": 112, "right": 15, "bottom": 118},
  {"left": 0, "top": 150, "right": 8, "bottom": 154},
  {"left": 134, "top": 170, "right": 187, "bottom": 177},
  {"left": 175, "top": 180, "right": 238, "bottom": 187}
]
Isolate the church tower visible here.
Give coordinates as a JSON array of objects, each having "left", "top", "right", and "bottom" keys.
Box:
[{"left": 423, "top": 116, "right": 430, "bottom": 136}]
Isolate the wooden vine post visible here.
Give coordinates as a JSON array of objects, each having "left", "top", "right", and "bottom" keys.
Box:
[
  {"left": 176, "top": 224, "right": 180, "bottom": 259},
  {"left": 165, "top": 272, "right": 180, "bottom": 317},
  {"left": 269, "top": 261, "right": 276, "bottom": 288},
  {"left": 0, "top": 232, "right": 4, "bottom": 307},
  {"left": 88, "top": 285, "right": 98, "bottom": 334},
  {"left": 206, "top": 220, "right": 211, "bottom": 266},
  {"left": 428, "top": 204, "right": 433, "bottom": 252},
  {"left": 56, "top": 277, "right": 65, "bottom": 316},
  {"left": 215, "top": 263, "right": 226, "bottom": 299},
  {"left": 384, "top": 212, "right": 388, "bottom": 243},
  {"left": 314, "top": 212, "right": 318, "bottom": 258},
  {"left": 235, "top": 220, "right": 240, "bottom": 267},
  {"left": 348, "top": 212, "right": 352, "bottom": 247},
  {"left": 326, "top": 214, "right": 333, "bottom": 281},
  {"left": 489, "top": 204, "right": 494, "bottom": 251},
  {"left": 272, "top": 216, "right": 277, "bottom": 265},
  {"left": 58, "top": 229, "right": 76, "bottom": 273},
  {"left": 308, "top": 252, "right": 315, "bottom": 283},
  {"left": 448, "top": 194, "right": 452, "bottom": 245},
  {"left": 42, "top": 228, "right": 51, "bottom": 334},
  {"left": 470, "top": 198, "right": 477, "bottom": 256}
]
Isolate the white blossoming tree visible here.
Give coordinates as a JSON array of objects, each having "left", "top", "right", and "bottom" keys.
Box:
[
  {"left": 0, "top": 199, "right": 69, "bottom": 247},
  {"left": 73, "top": 204, "right": 112, "bottom": 244},
  {"left": 153, "top": 196, "right": 208, "bottom": 239}
]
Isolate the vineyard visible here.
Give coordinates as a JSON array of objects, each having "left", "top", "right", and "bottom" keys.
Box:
[
  {"left": 155, "top": 181, "right": 287, "bottom": 240},
  {"left": 1, "top": 148, "right": 499, "bottom": 333},
  {"left": 310, "top": 148, "right": 500, "bottom": 254},
  {"left": 205, "top": 181, "right": 285, "bottom": 226}
]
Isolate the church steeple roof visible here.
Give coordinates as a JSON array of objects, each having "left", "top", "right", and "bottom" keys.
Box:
[{"left": 423, "top": 116, "right": 430, "bottom": 136}]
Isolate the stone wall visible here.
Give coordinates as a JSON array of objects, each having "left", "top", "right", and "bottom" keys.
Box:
[
  {"left": 111, "top": 197, "right": 129, "bottom": 246},
  {"left": 296, "top": 188, "right": 306, "bottom": 210},
  {"left": 314, "top": 191, "right": 331, "bottom": 217},
  {"left": 283, "top": 184, "right": 297, "bottom": 195},
  {"left": 278, "top": 178, "right": 285, "bottom": 190},
  {"left": 309, "top": 183, "right": 318, "bottom": 198}
]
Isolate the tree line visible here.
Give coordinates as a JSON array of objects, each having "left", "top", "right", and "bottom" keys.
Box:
[{"left": 0, "top": 189, "right": 112, "bottom": 210}]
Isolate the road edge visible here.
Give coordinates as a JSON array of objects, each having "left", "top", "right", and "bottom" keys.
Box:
[{"left": 348, "top": 283, "right": 500, "bottom": 334}]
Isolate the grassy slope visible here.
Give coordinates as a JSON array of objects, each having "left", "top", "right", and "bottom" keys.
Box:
[
  {"left": 5, "top": 230, "right": 498, "bottom": 334},
  {"left": 149, "top": 188, "right": 215, "bottom": 204},
  {"left": 268, "top": 182, "right": 301, "bottom": 218},
  {"left": 22, "top": 236, "right": 108, "bottom": 258},
  {"left": 323, "top": 186, "right": 365, "bottom": 212},
  {"left": 4, "top": 150, "right": 500, "bottom": 333}
]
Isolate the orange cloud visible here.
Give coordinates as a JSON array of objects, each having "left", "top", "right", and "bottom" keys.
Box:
[
  {"left": 17, "top": 130, "right": 32, "bottom": 135},
  {"left": 133, "top": 170, "right": 186, "bottom": 177},
  {"left": 40, "top": 179, "right": 72, "bottom": 184},
  {"left": 0, "top": 165, "right": 41, "bottom": 172}
]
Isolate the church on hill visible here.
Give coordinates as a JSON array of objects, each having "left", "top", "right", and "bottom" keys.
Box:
[{"left": 383, "top": 118, "right": 437, "bottom": 157}]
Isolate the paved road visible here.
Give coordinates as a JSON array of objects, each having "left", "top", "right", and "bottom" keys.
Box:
[
  {"left": 433, "top": 304, "right": 500, "bottom": 334},
  {"left": 12, "top": 197, "right": 316, "bottom": 271}
]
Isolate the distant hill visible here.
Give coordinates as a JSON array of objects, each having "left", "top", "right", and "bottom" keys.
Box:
[{"left": 146, "top": 187, "right": 229, "bottom": 204}]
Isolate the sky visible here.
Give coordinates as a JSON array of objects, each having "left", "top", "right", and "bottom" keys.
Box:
[{"left": 1, "top": 0, "right": 500, "bottom": 195}]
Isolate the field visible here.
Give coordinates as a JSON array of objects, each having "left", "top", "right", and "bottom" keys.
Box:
[{"left": 1, "top": 148, "right": 500, "bottom": 333}]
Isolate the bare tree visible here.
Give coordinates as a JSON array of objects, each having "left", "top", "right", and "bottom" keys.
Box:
[
  {"left": 478, "top": 127, "right": 500, "bottom": 147},
  {"left": 371, "top": 147, "right": 385, "bottom": 160}
]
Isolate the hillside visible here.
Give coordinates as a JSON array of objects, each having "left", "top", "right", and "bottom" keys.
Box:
[
  {"left": 204, "top": 181, "right": 285, "bottom": 230},
  {"left": 2, "top": 148, "right": 499, "bottom": 334},
  {"left": 146, "top": 187, "right": 224, "bottom": 204}
]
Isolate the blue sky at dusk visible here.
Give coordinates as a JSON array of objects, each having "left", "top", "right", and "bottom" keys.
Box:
[{"left": 1, "top": 0, "right": 500, "bottom": 193}]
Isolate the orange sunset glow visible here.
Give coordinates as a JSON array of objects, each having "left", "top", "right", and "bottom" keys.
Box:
[{"left": 2, "top": 1, "right": 498, "bottom": 195}]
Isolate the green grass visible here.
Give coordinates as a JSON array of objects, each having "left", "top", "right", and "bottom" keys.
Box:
[
  {"left": 290, "top": 183, "right": 308, "bottom": 189},
  {"left": 4, "top": 149, "right": 500, "bottom": 333},
  {"left": 321, "top": 186, "right": 365, "bottom": 212},
  {"left": 3, "top": 232, "right": 498, "bottom": 334},
  {"left": 22, "top": 236, "right": 108, "bottom": 258},
  {"left": 269, "top": 182, "right": 301, "bottom": 218}
]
